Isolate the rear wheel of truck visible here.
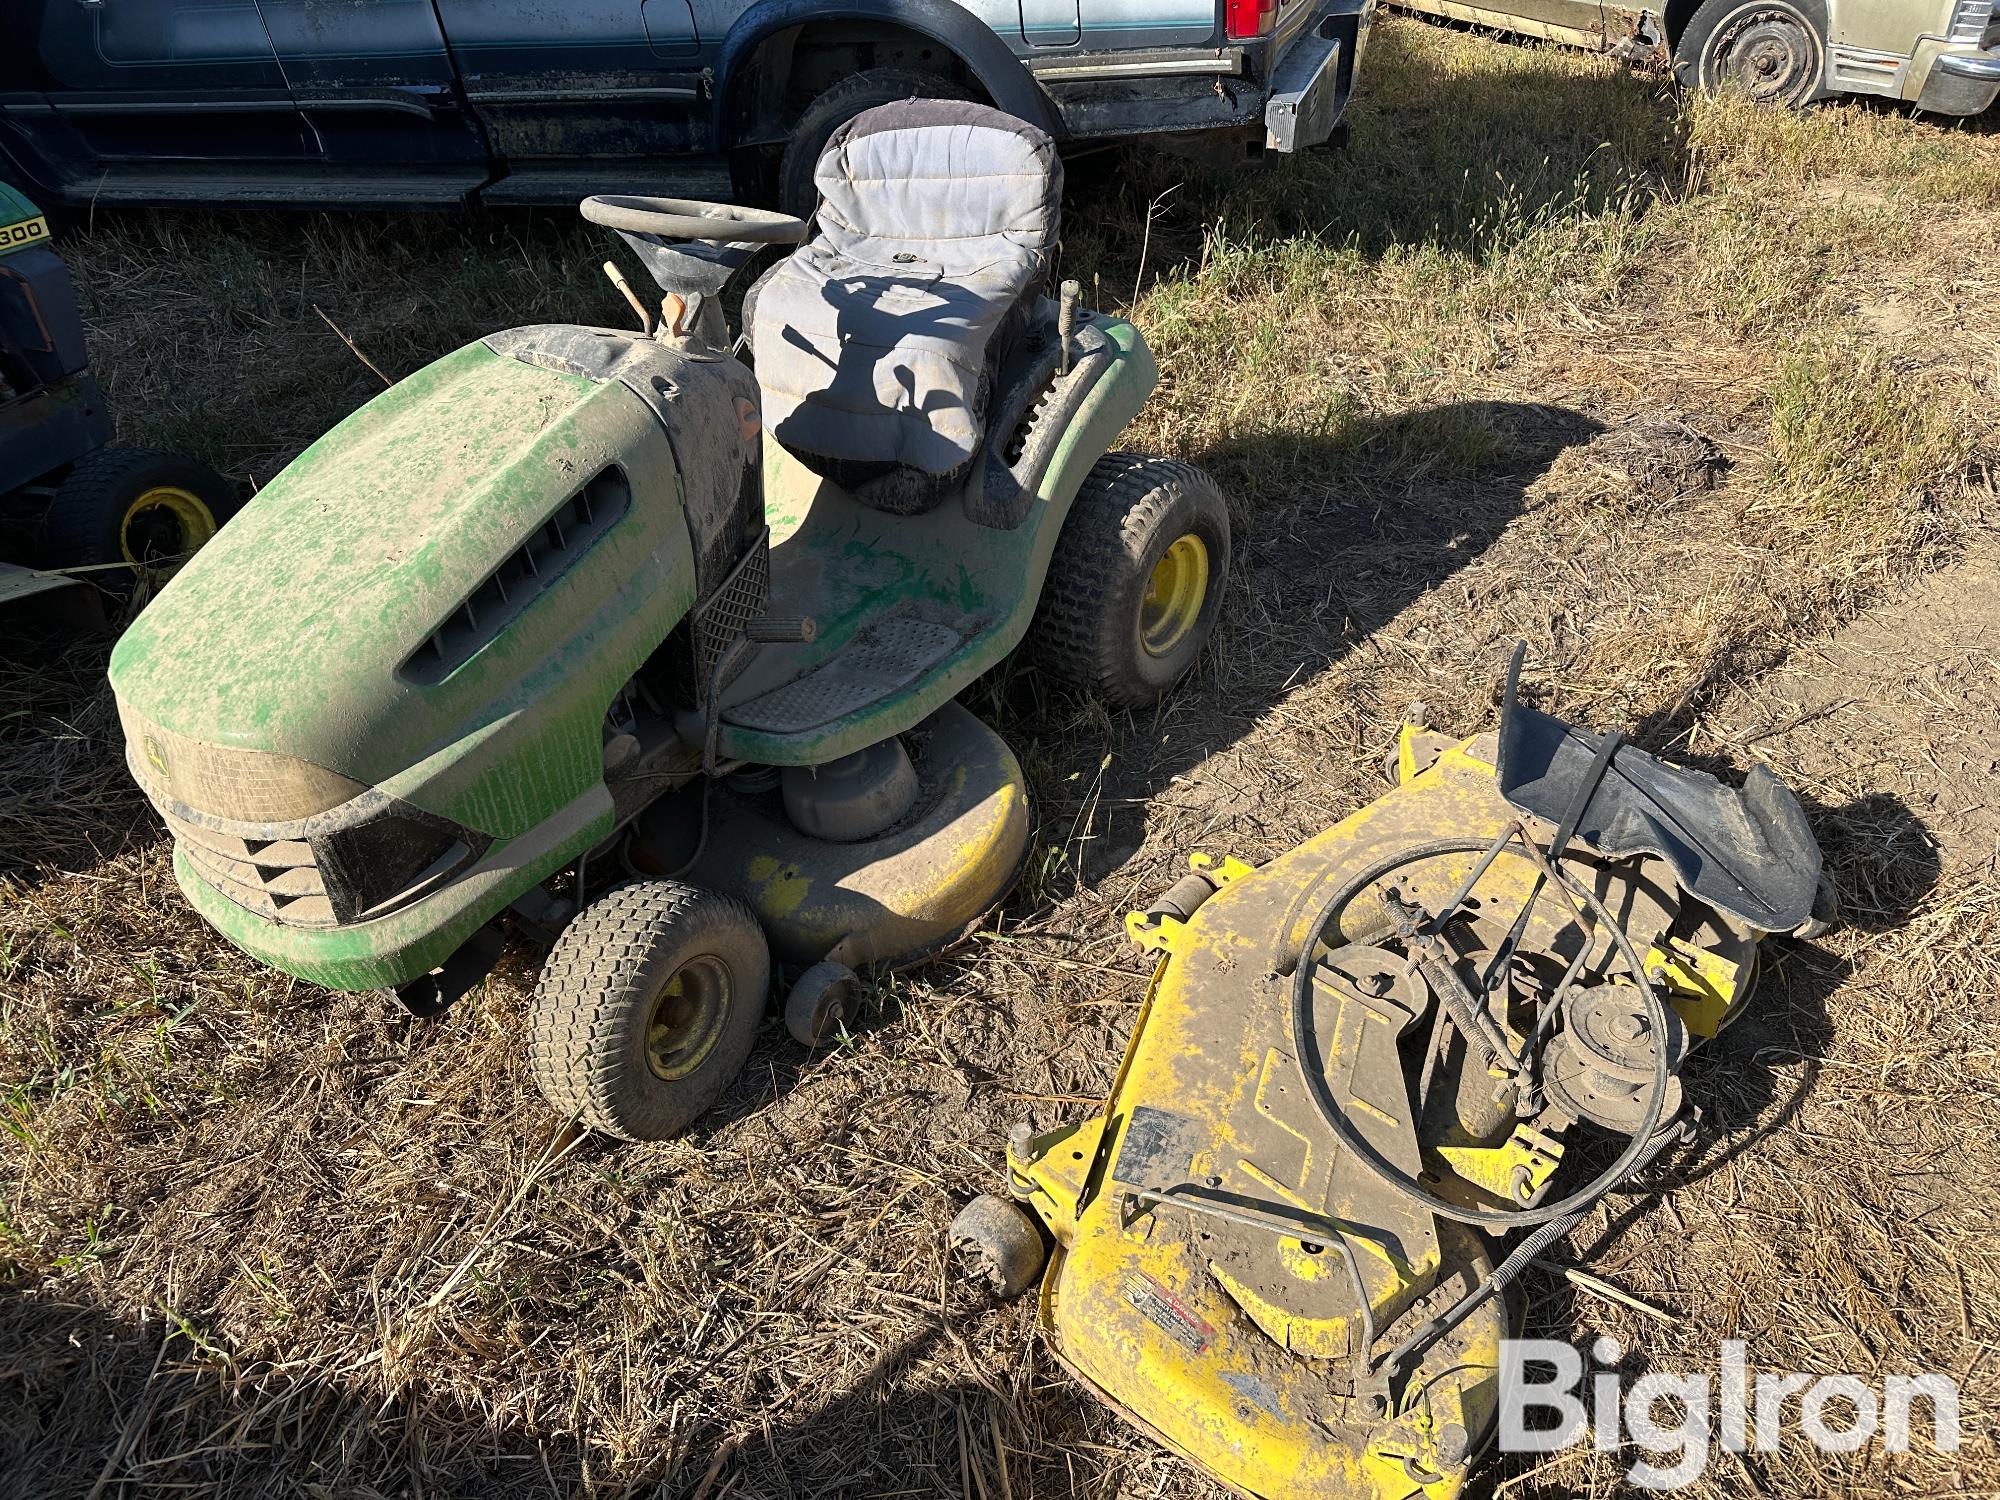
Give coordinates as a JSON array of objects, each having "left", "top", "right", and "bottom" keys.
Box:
[
  {"left": 528, "top": 880, "right": 771, "bottom": 1141},
  {"left": 44, "top": 447, "right": 240, "bottom": 599},
  {"left": 1030, "top": 453, "right": 1231, "bottom": 709},
  {"left": 777, "top": 67, "right": 973, "bottom": 218},
  {"left": 1673, "top": 0, "right": 1828, "bottom": 107}
]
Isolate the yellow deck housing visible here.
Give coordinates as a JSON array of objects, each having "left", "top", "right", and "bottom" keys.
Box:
[{"left": 1006, "top": 730, "right": 1749, "bottom": 1498}]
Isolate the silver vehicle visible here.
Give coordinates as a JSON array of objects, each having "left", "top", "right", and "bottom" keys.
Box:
[
  {"left": 1388, "top": 0, "right": 1999, "bottom": 112},
  {"left": 1, "top": 0, "right": 1374, "bottom": 214}
]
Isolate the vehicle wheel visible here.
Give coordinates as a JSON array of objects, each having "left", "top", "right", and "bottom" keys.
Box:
[
  {"left": 43, "top": 447, "right": 240, "bottom": 598},
  {"left": 948, "top": 1193, "right": 1047, "bottom": 1299},
  {"left": 777, "top": 67, "right": 974, "bottom": 218},
  {"left": 1673, "top": 0, "right": 1828, "bottom": 107},
  {"left": 1030, "top": 453, "right": 1230, "bottom": 709},
  {"left": 528, "top": 879, "right": 771, "bottom": 1141},
  {"left": 784, "top": 960, "right": 860, "bottom": 1046}
]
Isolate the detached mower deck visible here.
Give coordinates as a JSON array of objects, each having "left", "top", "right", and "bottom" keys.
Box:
[{"left": 953, "top": 654, "right": 1825, "bottom": 1498}]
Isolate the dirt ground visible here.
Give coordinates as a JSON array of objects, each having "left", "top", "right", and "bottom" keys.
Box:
[{"left": 4, "top": 15, "right": 2000, "bottom": 1499}]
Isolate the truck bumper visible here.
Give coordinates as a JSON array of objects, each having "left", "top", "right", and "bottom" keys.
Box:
[
  {"left": 1265, "top": 0, "right": 1372, "bottom": 151},
  {"left": 1035, "top": 0, "right": 1370, "bottom": 150},
  {"left": 1915, "top": 46, "right": 2000, "bottom": 114}
]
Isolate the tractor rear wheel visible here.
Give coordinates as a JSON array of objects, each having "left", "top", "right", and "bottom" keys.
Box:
[
  {"left": 44, "top": 447, "right": 239, "bottom": 599},
  {"left": 1030, "top": 452, "right": 1230, "bottom": 709},
  {"left": 528, "top": 880, "right": 771, "bottom": 1141}
]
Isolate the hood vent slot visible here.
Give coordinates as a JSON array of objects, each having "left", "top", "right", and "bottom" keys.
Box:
[{"left": 404, "top": 467, "right": 631, "bottom": 684}]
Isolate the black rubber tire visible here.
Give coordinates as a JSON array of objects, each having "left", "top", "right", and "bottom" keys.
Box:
[
  {"left": 1029, "top": 452, "right": 1231, "bottom": 709},
  {"left": 43, "top": 446, "right": 240, "bottom": 598},
  {"left": 776, "top": 67, "right": 974, "bottom": 219},
  {"left": 949, "top": 1193, "right": 1047, "bottom": 1299},
  {"left": 528, "top": 879, "right": 771, "bottom": 1142},
  {"left": 1672, "top": 0, "right": 1829, "bottom": 106},
  {"left": 784, "top": 959, "right": 860, "bottom": 1046}
]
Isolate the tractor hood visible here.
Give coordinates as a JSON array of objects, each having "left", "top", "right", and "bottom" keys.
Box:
[{"left": 109, "top": 337, "right": 689, "bottom": 825}]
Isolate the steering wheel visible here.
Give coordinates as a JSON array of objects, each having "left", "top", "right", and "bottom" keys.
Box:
[{"left": 580, "top": 194, "right": 808, "bottom": 245}]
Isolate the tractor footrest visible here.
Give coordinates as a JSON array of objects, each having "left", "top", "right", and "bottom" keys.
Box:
[{"left": 723, "top": 619, "right": 961, "bottom": 735}]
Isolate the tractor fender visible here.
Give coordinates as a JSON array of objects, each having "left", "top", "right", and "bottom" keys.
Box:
[{"left": 714, "top": 0, "right": 1061, "bottom": 143}]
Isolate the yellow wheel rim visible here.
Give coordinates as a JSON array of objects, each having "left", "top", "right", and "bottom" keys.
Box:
[
  {"left": 1138, "top": 533, "right": 1210, "bottom": 657},
  {"left": 120, "top": 485, "right": 217, "bottom": 566},
  {"left": 644, "top": 957, "right": 732, "bottom": 1081}
]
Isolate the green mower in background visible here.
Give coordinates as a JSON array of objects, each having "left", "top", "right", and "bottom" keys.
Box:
[
  {"left": 107, "top": 101, "right": 1231, "bottom": 1141},
  {"left": 0, "top": 182, "right": 238, "bottom": 618}
]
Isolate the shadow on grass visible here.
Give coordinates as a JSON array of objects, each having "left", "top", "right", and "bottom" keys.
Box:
[
  {"left": 1, "top": 1291, "right": 1096, "bottom": 1500},
  {"left": 980, "top": 398, "right": 1605, "bottom": 899}
]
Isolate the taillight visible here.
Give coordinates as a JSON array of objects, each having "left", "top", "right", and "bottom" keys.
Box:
[{"left": 1225, "top": 0, "right": 1277, "bottom": 38}]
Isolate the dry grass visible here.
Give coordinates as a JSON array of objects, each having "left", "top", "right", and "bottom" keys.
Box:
[{"left": 4, "top": 17, "right": 2000, "bottom": 1497}]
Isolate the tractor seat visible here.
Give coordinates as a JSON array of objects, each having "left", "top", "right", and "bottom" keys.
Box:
[{"left": 748, "top": 98, "right": 1062, "bottom": 516}]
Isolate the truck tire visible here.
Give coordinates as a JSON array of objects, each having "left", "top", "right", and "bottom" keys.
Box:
[
  {"left": 528, "top": 880, "right": 771, "bottom": 1141},
  {"left": 43, "top": 447, "right": 239, "bottom": 598},
  {"left": 1673, "top": 0, "right": 1828, "bottom": 107},
  {"left": 777, "top": 67, "right": 973, "bottom": 218},
  {"left": 1030, "top": 452, "right": 1231, "bottom": 709}
]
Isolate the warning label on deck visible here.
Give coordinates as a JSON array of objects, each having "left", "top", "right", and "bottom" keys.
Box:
[{"left": 1123, "top": 1272, "right": 1215, "bottom": 1355}]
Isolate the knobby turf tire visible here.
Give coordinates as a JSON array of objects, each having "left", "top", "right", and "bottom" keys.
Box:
[
  {"left": 528, "top": 879, "right": 770, "bottom": 1142},
  {"left": 1029, "top": 452, "right": 1230, "bottom": 709}
]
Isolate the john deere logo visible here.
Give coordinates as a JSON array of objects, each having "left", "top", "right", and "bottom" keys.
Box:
[{"left": 144, "top": 734, "right": 169, "bottom": 776}]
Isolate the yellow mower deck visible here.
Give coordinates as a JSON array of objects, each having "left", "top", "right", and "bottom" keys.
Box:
[{"left": 1002, "top": 731, "right": 1753, "bottom": 1499}]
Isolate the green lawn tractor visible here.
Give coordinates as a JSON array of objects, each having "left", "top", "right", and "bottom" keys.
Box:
[
  {"left": 0, "top": 181, "right": 237, "bottom": 619},
  {"left": 107, "top": 100, "right": 1231, "bottom": 1141}
]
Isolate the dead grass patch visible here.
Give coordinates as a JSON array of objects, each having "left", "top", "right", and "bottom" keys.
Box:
[{"left": 3, "top": 16, "right": 1999, "bottom": 1498}]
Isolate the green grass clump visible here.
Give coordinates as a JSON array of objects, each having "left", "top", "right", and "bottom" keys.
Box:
[{"left": 1765, "top": 346, "right": 1969, "bottom": 544}]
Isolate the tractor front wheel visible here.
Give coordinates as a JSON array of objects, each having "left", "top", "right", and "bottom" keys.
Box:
[
  {"left": 528, "top": 880, "right": 771, "bottom": 1141},
  {"left": 44, "top": 447, "right": 239, "bottom": 599},
  {"left": 1031, "top": 453, "right": 1230, "bottom": 709}
]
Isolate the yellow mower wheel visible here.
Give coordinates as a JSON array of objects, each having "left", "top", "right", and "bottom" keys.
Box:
[
  {"left": 949, "top": 1193, "right": 1046, "bottom": 1299},
  {"left": 120, "top": 483, "right": 219, "bottom": 565},
  {"left": 1031, "top": 452, "right": 1230, "bottom": 709},
  {"left": 44, "top": 447, "right": 239, "bottom": 600},
  {"left": 1139, "top": 533, "right": 1210, "bottom": 657},
  {"left": 784, "top": 960, "right": 859, "bottom": 1047}
]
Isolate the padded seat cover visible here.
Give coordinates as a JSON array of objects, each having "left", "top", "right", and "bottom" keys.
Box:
[{"left": 750, "top": 99, "right": 1062, "bottom": 490}]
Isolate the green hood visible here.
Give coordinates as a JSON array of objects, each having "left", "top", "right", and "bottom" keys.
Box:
[{"left": 110, "top": 339, "right": 694, "bottom": 833}]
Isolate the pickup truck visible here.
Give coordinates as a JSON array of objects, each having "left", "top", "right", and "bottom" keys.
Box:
[{"left": 1, "top": 0, "right": 1373, "bottom": 214}]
